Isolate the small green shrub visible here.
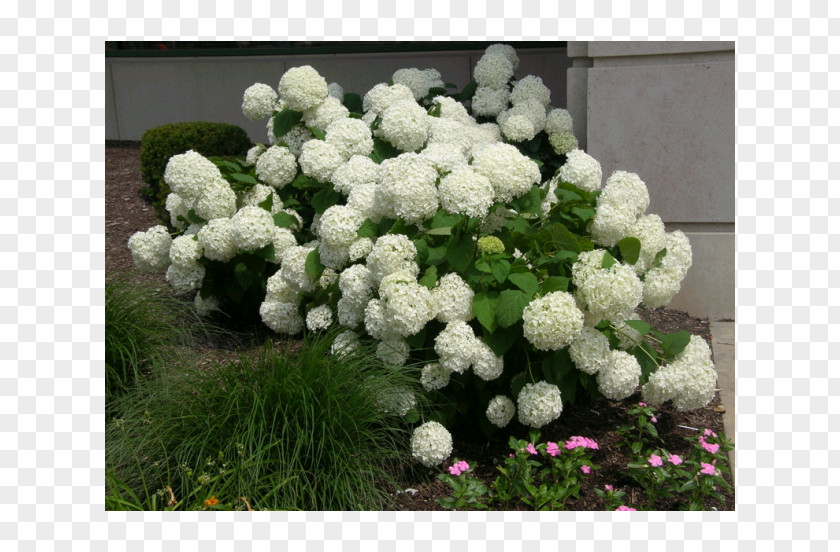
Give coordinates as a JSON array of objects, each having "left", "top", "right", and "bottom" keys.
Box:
[
  {"left": 139, "top": 122, "right": 252, "bottom": 224},
  {"left": 106, "top": 332, "right": 424, "bottom": 511}
]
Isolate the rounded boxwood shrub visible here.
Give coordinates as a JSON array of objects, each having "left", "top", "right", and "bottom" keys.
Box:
[{"left": 139, "top": 122, "right": 252, "bottom": 225}]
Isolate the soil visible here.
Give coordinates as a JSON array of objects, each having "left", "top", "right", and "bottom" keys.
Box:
[{"left": 106, "top": 142, "right": 734, "bottom": 511}]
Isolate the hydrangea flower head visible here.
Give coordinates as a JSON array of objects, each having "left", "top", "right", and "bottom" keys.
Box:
[
  {"left": 517, "top": 381, "right": 563, "bottom": 428},
  {"left": 410, "top": 421, "right": 453, "bottom": 467},
  {"left": 522, "top": 291, "right": 584, "bottom": 351},
  {"left": 277, "top": 65, "right": 328, "bottom": 112},
  {"left": 485, "top": 395, "right": 516, "bottom": 428},
  {"left": 128, "top": 225, "right": 172, "bottom": 272},
  {"left": 242, "top": 83, "right": 278, "bottom": 121}
]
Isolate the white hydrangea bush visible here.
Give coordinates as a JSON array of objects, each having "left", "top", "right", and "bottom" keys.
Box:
[{"left": 127, "top": 44, "right": 717, "bottom": 460}]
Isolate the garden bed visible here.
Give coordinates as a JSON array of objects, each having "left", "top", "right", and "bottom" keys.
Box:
[{"left": 106, "top": 142, "right": 733, "bottom": 511}]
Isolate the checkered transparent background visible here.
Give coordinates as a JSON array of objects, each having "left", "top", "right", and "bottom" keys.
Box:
[{"left": 1, "top": 0, "right": 837, "bottom": 548}]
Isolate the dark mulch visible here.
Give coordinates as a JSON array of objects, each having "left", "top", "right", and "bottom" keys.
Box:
[{"left": 106, "top": 142, "right": 734, "bottom": 512}]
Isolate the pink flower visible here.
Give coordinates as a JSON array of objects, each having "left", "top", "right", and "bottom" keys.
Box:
[
  {"left": 509, "top": 454, "right": 514, "bottom": 458},
  {"left": 650, "top": 416, "right": 657, "bottom": 423},
  {"left": 638, "top": 402, "right": 647, "bottom": 407},
  {"left": 615, "top": 505, "right": 636, "bottom": 511},
  {"left": 448, "top": 465, "right": 463, "bottom": 475},
  {"left": 648, "top": 454, "right": 663, "bottom": 467},
  {"left": 668, "top": 454, "right": 683, "bottom": 465},
  {"left": 565, "top": 436, "right": 599, "bottom": 450},
  {"left": 526, "top": 443, "right": 538, "bottom": 455},
  {"left": 604, "top": 485, "right": 614, "bottom": 492},
  {"left": 700, "top": 462, "right": 716, "bottom": 475},
  {"left": 546, "top": 442, "right": 561, "bottom": 457},
  {"left": 702, "top": 442, "right": 720, "bottom": 455},
  {"left": 580, "top": 465, "right": 591, "bottom": 474},
  {"left": 704, "top": 429, "right": 718, "bottom": 438},
  {"left": 456, "top": 460, "right": 470, "bottom": 472},
  {"left": 448, "top": 460, "right": 470, "bottom": 475}
]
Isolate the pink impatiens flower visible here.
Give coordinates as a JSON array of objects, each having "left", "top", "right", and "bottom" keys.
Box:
[
  {"left": 650, "top": 416, "right": 657, "bottom": 423},
  {"left": 565, "top": 436, "right": 599, "bottom": 450},
  {"left": 702, "top": 442, "right": 720, "bottom": 455},
  {"left": 638, "top": 402, "right": 647, "bottom": 407},
  {"left": 546, "top": 442, "right": 561, "bottom": 457},
  {"left": 526, "top": 443, "right": 538, "bottom": 455},
  {"left": 448, "top": 460, "right": 470, "bottom": 475},
  {"left": 668, "top": 454, "right": 683, "bottom": 465},
  {"left": 615, "top": 505, "right": 636, "bottom": 511},
  {"left": 700, "top": 462, "right": 716, "bottom": 475},
  {"left": 580, "top": 465, "right": 591, "bottom": 474},
  {"left": 648, "top": 454, "right": 663, "bottom": 467},
  {"left": 604, "top": 485, "right": 614, "bottom": 492}
]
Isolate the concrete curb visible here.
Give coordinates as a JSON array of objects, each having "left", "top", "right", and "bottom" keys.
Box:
[{"left": 710, "top": 320, "right": 735, "bottom": 485}]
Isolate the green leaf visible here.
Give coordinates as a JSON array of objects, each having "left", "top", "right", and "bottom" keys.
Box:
[
  {"left": 426, "top": 245, "right": 447, "bottom": 266},
  {"left": 273, "top": 108, "right": 303, "bottom": 138},
  {"left": 454, "top": 80, "right": 478, "bottom": 102},
  {"left": 258, "top": 193, "right": 273, "bottom": 212},
  {"left": 495, "top": 290, "right": 530, "bottom": 329},
  {"left": 343, "top": 92, "right": 363, "bottom": 114},
  {"left": 186, "top": 209, "right": 206, "bottom": 225},
  {"left": 473, "top": 291, "right": 500, "bottom": 333},
  {"left": 618, "top": 237, "right": 642, "bottom": 265},
  {"left": 304, "top": 248, "right": 324, "bottom": 279},
  {"left": 311, "top": 184, "right": 341, "bottom": 214},
  {"left": 650, "top": 247, "right": 668, "bottom": 269},
  {"left": 540, "top": 276, "right": 569, "bottom": 294},
  {"left": 427, "top": 103, "right": 442, "bottom": 117},
  {"left": 446, "top": 232, "right": 474, "bottom": 273},
  {"left": 419, "top": 265, "right": 438, "bottom": 289},
  {"left": 571, "top": 206, "right": 595, "bottom": 222},
  {"left": 511, "top": 186, "right": 543, "bottom": 215},
  {"left": 624, "top": 319, "right": 651, "bottom": 336},
  {"left": 273, "top": 211, "right": 299, "bottom": 228},
  {"left": 357, "top": 219, "right": 378, "bottom": 238},
  {"left": 403, "top": 408, "right": 420, "bottom": 424},
  {"left": 289, "top": 172, "right": 322, "bottom": 189},
  {"left": 370, "top": 137, "right": 400, "bottom": 163},
  {"left": 481, "top": 327, "right": 518, "bottom": 357},
  {"left": 425, "top": 226, "right": 452, "bottom": 236},
  {"left": 429, "top": 210, "right": 463, "bottom": 229},
  {"left": 601, "top": 250, "right": 616, "bottom": 269},
  {"left": 633, "top": 341, "right": 660, "bottom": 384},
  {"left": 491, "top": 259, "right": 510, "bottom": 284},
  {"left": 508, "top": 272, "right": 539, "bottom": 297},
  {"left": 254, "top": 243, "right": 276, "bottom": 262},
  {"left": 547, "top": 222, "right": 582, "bottom": 254},
  {"left": 660, "top": 330, "right": 691, "bottom": 360},
  {"left": 309, "top": 127, "right": 326, "bottom": 140}
]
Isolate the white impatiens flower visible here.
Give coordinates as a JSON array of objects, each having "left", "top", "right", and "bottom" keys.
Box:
[
  {"left": 510, "top": 75, "right": 551, "bottom": 107},
  {"left": 332, "top": 155, "right": 379, "bottom": 195},
  {"left": 472, "top": 340, "right": 504, "bottom": 381},
  {"left": 255, "top": 145, "right": 298, "bottom": 190},
  {"left": 305, "top": 304, "right": 333, "bottom": 331},
  {"left": 163, "top": 150, "right": 222, "bottom": 206},
  {"left": 230, "top": 205, "right": 275, "bottom": 251},
  {"left": 569, "top": 326, "right": 612, "bottom": 375},
  {"left": 378, "top": 271, "right": 435, "bottom": 337},
  {"left": 575, "top": 262, "right": 643, "bottom": 325},
  {"left": 194, "top": 177, "right": 237, "bottom": 221},
  {"left": 245, "top": 144, "right": 266, "bottom": 165},
  {"left": 556, "top": 149, "right": 602, "bottom": 192},
  {"left": 277, "top": 65, "right": 328, "bottom": 112},
  {"left": 597, "top": 350, "right": 642, "bottom": 400},
  {"left": 242, "top": 83, "right": 278, "bottom": 121},
  {"left": 362, "top": 83, "right": 415, "bottom": 115},
  {"left": 474, "top": 54, "right": 514, "bottom": 90},
  {"left": 471, "top": 143, "right": 541, "bottom": 203},
  {"left": 128, "top": 225, "right": 172, "bottom": 272},
  {"left": 165, "top": 193, "right": 189, "bottom": 231},
  {"left": 642, "top": 335, "right": 717, "bottom": 411},
  {"left": 375, "top": 153, "right": 439, "bottom": 224},
  {"left": 522, "top": 291, "right": 584, "bottom": 351},
  {"left": 410, "top": 421, "right": 453, "bottom": 467},
  {"left": 318, "top": 205, "right": 365, "bottom": 249},
  {"left": 471, "top": 86, "right": 510, "bottom": 117},
  {"left": 420, "top": 363, "right": 451, "bottom": 391},
  {"left": 259, "top": 300, "right": 304, "bottom": 335},
  {"left": 437, "top": 166, "right": 495, "bottom": 219},
  {"left": 301, "top": 96, "right": 349, "bottom": 131},
  {"left": 366, "top": 233, "right": 419, "bottom": 285},
  {"left": 545, "top": 108, "right": 574, "bottom": 135},
  {"left": 517, "top": 381, "right": 563, "bottom": 428},
  {"left": 297, "top": 139, "right": 345, "bottom": 183},
  {"left": 376, "top": 337, "right": 410, "bottom": 366},
  {"left": 486, "top": 395, "right": 516, "bottom": 428},
  {"left": 392, "top": 67, "right": 431, "bottom": 100},
  {"left": 330, "top": 330, "right": 359, "bottom": 357},
  {"left": 376, "top": 99, "right": 430, "bottom": 152},
  {"left": 431, "top": 272, "right": 475, "bottom": 323},
  {"left": 325, "top": 118, "right": 374, "bottom": 159},
  {"left": 434, "top": 320, "right": 479, "bottom": 374},
  {"left": 197, "top": 218, "right": 237, "bottom": 262}
]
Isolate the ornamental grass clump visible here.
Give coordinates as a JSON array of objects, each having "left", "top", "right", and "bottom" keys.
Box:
[{"left": 128, "top": 44, "right": 719, "bottom": 465}]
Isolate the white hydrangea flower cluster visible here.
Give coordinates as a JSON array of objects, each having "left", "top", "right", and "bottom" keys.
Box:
[
  {"left": 166, "top": 235, "right": 205, "bottom": 294},
  {"left": 376, "top": 99, "right": 430, "bottom": 152},
  {"left": 325, "top": 118, "right": 374, "bottom": 159},
  {"left": 378, "top": 271, "right": 435, "bottom": 337},
  {"left": 590, "top": 170, "right": 650, "bottom": 248},
  {"left": 485, "top": 395, "right": 516, "bottom": 428},
  {"left": 420, "top": 362, "right": 451, "bottom": 391},
  {"left": 374, "top": 153, "right": 439, "bottom": 224},
  {"left": 430, "top": 272, "right": 475, "bottom": 323},
  {"left": 366, "top": 234, "right": 418, "bottom": 285},
  {"left": 568, "top": 326, "right": 612, "bottom": 375},
  {"left": 318, "top": 205, "right": 365, "bottom": 249},
  {"left": 432, "top": 96, "right": 473, "bottom": 125},
  {"left": 298, "top": 139, "right": 345, "bottom": 183},
  {"left": 392, "top": 68, "right": 433, "bottom": 101},
  {"left": 597, "top": 350, "right": 642, "bottom": 400},
  {"left": 241, "top": 184, "right": 283, "bottom": 215},
  {"left": 245, "top": 144, "right": 266, "bottom": 165},
  {"left": 626, "top": 214, "right": 666, "bottom": 273},
  {"left": 510, "top": 75, "right": 551, "bottom": 107},
  {"left": 471, "top": 143, "right": 541, "bottom": 203},
  {"left": 305, "top": 304, "right": 333, "bottom": 331},
  {"left": 545, "top": 108, "right": 574, "bottom": 135},
  {"left": 522, "top": 291, "right": 584, "bottom": 351},
  {"left": 255, "top": 145, "right": 298, "bottom": 190},
  {"left": 242, "top": 83, "right": 278, "bottom": 121},
  {"left": 556, "top": 149, "right": 602, "bottom": 193},
  {"left": 574, "top": 261, "right": 643, "bottom": 325},
  {"left": 614, "top": 313, "right": 645, "bottom": 350},
  {"left": 259, "top": 299, "right": 303, "bottom": 335},
  {"left": 163, "top": 150, "right": 222, "bottom": 207},
  {"left": 277, "top": 65, "right": 329, "bottom": 112},
  {"left": 434, "top": 321, "right": 479, "bottom": 374},
  {"left": 330, "top": 330, "right": 359, "bottom": 357},
  {"left": 471, "top": 85, "right": 511, "bottom": 117},
  {"left": 348, "top": 237, "right": 373, "bottom": 262},
  {"left": 128, "top": 225, "right": 172, "bottom": 272},
  {"left": 302, "top": 96, "right": 348, "bottom": 131},
  {"left": 196, "top": 218, "right": 237, "bottom": 262},
  {"left": 332, "top": 154, "right": 379, "bottom": 195},
  {"left": 548, "top": 131, "right": 579, "bottom": 155},
  {"left": 419, "top": 142, "right": 468, "bottom": 175},
  {"left": 517, "top": 381, "right": 563, "bottom": 428},
  {"left": 165, "top": 193, "right": 189, "bottom": 231},
  {"left": 270, "top": 122, "right": 313, "bottom": 156},
  {"left": 437, "top": 166, "right": 495, "bottom": 219},
  {"left": 193, "top": 177, "right": 237, "bottom": 221},
  {"left": 362, "top": 83, "right": 415, "bottom": 116},
  {"left": 229, "top": 205, "right": 274, "bottom": 251},
  {"left": 497, "top": 98, "right": 548, "bottom": 142},
  {"left": 410, "top": 421, "right": 453, "bottom": 467},
  {"left": 641, "top": 335, "right": 717, "bottom": 411},
  {"left": 327, "top": 82, "right": 344, "bottom": 101},
  {"left": 474, "top": 50, "right": 515, "bottom": 90},
  {"left": 279, "top": 245, "right": 318, "bottom": 293},
  {"left": 376, "top": 338, "right": 410, "bottom": 367},
  {"left": 642, "top": 230, "right": 693, "bottom": 307}
]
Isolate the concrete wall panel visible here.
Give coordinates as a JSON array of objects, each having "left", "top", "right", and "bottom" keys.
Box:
[{"left": 666, "top": 232, "right": 735, "bottom": 321}]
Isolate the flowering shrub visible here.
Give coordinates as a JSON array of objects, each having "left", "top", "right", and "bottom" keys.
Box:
[{"left": 128, "top": 45, "right": 719, "bottom": 462}]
